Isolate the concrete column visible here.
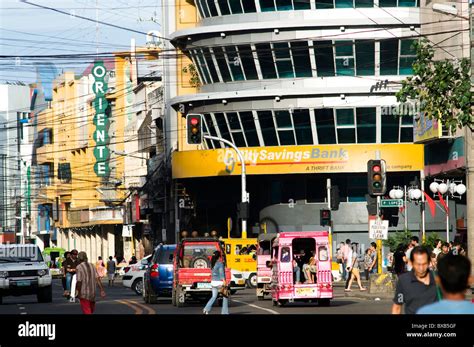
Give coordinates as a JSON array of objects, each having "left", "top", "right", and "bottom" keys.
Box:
[
  {"left": 86, "top": 232, "right": 91, "bottom": 259},
  {"left": 91, "top": 232, "right": 97, "bottom": 263},
  {"left": 101, "top": 227, "right": 107, "bottom": 259},
  {"left": 107, "top": 226, "right": 115, "bottom": 259}
]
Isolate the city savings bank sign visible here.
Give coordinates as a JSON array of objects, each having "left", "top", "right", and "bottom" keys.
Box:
[
  {"left": 91, "top": 61, "right": 110, "bottom": 177},
  {"left": 172, "top": 144, "right": 424, "bottom": 178}
]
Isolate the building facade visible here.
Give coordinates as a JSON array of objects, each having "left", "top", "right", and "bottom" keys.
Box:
[
  {"left": 164, "top": 0, "right": 454, "bottom": 248},
  {"left": 0, "top": 84, "right": 32, "bottom": 244}
]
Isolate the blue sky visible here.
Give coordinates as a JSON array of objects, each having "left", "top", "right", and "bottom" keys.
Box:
[{"left": 0, "top": 0, "right": 162, "bottom": 83}]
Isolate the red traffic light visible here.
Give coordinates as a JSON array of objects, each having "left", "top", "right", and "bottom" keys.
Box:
[
  {"left": 190, "top": 117, "right": 199, "bottom": 126},
  {"left": 373, "top": 165, "right": 381, "bottom": 173}
]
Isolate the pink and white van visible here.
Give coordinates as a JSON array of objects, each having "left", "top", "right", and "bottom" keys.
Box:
[
  {"left": 256, "top": 233, "right": 277, "bottom": 300},
  {"left": 268, "top": 231, "right": 333, "bottom": 307}
]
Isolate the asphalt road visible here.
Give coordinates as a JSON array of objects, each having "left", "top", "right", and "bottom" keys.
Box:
[{"left": 0, "top": 279, "right": 394, "bottom": 315}]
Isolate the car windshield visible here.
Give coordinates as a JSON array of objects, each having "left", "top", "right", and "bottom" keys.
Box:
[
  {"left": 183, "top": 244, "right": 217, "bottom": 257},
  {"left": 0, "top": 246, "right": 43, "bottom": 262}
]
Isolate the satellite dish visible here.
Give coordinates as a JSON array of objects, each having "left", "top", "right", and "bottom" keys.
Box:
[{"left": 146, "top": 31, "right": 163, "bottom": 49}]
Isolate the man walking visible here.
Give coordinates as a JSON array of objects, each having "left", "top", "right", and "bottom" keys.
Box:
[
  {"left": 368, "top": 242, "right": 377, "bottom": 274},
  {"left": 107, "top": 256, "right": 116, "bottom": 287},
  {"left": 342, "top": 239, "right": 351, "bottom": 281},
  {"left": 63, "top": 249, "right": 78, "bottom": 299},
  {"left": 405, "top": 236, "right": 419, "bottom": 271},
  {"left": 392, "top": 246, "right": 438, "bottom": 314},
  {"left": 417, "top": 254, "right": 474, "bottom": 314},
  {"left": 75, "top": 252, "right": 106, "bottom": 314}
]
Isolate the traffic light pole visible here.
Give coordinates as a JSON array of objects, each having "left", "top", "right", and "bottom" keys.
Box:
[
  {"left": 204, "top": 135, "right": 248, "bottom": 238},
  {"left": 327, "top": 178, "right": 332, "bottom": 259},
  {"left": 375, "top": 150, "right": 382, "bottom": 274}
]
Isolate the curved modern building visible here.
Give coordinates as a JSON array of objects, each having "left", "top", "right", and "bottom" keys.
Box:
[{"left": 164, "top": 0, "right": 451, "bottom": 245}]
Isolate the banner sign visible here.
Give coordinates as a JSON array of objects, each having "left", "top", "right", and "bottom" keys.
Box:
[{"left": 92, "top": 61, "right": 110, "bottom": 177}]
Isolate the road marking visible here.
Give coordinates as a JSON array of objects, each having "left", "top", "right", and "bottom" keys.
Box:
[
  {"left": 20, "top": 312, "right": 27, "bottom": 315},
  {"left": 230, "top": 299, "right": 279, "bottom": 315},
  {"left": 116, "top": 299, "right": 143, "bottom": 314},
  {"left": 19, "top": 307, "right": 25, "bottom": 310},
  {"left": 125, "top": 300, "right": 155, "bottom": 315}
]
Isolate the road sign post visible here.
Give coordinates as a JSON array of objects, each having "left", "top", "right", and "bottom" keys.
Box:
[
  {"left": 380, "top": 199, "right": 404, "bottom": 208},
  {"left": 369, "top": 217, "right": 389, "bottom": 240}
]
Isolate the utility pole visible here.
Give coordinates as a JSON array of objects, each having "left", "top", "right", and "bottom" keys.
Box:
[
  {"left": 468, "top": 0, "right": 474, "bottom": 277},
  {"left": 327, "top": 178, "right": 332, "bottom": 257}
]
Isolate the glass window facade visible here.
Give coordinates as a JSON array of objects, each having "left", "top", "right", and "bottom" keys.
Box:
[
  {"left": 191, "top": 38, "right": 416, "bottom": 84},
  {"left": 197, "top": 0, "right": 418, "bottom": 18},
  {"left": 198, "top": 107, "right": 413, "bottom": 150}
]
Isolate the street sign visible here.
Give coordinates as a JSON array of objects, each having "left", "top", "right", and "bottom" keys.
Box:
[
  {"left": 380, "top": 199, "right": 403, "bottom": 207},
  {"left": 369, "top": 218, "right": 389, "bottom": 240}
]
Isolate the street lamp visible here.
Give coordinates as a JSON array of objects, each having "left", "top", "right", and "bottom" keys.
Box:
[
  {"left": 388, "top": 185, "right": 423, "bottom": 232},
  {"left": 429, "top": 179, "right": 466, "bottom": 242}
]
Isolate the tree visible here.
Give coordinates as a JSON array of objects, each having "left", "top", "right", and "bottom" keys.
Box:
[
  {"left": 396, "top": 40, "right": 472, "bottom": 132},
  {"left": 182, "top": 63, "right": 200, "bottom": 88}
]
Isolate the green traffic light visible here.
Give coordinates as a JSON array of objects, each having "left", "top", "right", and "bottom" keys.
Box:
[{"left": 373, "top": 182, "right": 381, "bottom": 188}]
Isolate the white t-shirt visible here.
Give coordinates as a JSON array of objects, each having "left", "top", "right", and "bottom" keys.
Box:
[
  {"left": 433, "top": 248, "right": 441, "bottom": 256},
  {"left": 346, "top": 249, "right": 354, "bottom": 268},
  {"left": 406, "top": 247, "right": 413, "bottom": 271}
]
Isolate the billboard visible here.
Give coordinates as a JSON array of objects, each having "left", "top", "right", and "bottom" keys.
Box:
[{"left": 172, "top": 144, "right": 424, "bottom": 179}]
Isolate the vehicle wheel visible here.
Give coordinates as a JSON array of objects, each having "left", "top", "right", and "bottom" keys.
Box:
[
  {"left": 144, "top": 285, "right": 150, "bottom": 304},
  {"left": 230, "top": 289, "right": 236, "bottom": 295},
  {"left": 171, "top": 287, "right": 177, "bottom": 306},
  {"left": 319, "top": 299, "right": 330, "bottom": 307},
  {"left": 277, "top": 299, "right": 288, "bottom": 307},
  {"left": 247, "top": 273, "right": 257, "bottom": 288},
  {"left": 191, "top": 256, "right": 210, "bottom": 269},
  {"left": 176, "top": 286, "right": 186, "bottom": 307},
  {"left": 37, "top": 285, "right": 53, "bottom": 303},
  {"left": 272, "top": 299, "right": 278, "bottom": 306},
  {"left": 132, "top": 278, "right": 144, "bottom": 296},
  {"left": 145, "top": 283, "right": 158, "bottom": 304}
]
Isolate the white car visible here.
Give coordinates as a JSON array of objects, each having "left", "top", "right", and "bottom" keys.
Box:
[
  {"left": 122, "top": 255, "right": 151, "bottom": 295},
  {"left": 0, "top": 244, "right": 52, "bottom": 304}
]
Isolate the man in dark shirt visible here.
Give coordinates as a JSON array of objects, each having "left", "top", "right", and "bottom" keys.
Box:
[
  {"left": 392, "top": 246, "right": 438, "bottom": 314},
  {"left": 64, "top": 249, "right": 78, "bottom": 298}
]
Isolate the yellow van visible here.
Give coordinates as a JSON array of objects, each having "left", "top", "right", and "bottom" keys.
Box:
[{"left": 221, "top": 237, "right": 257, "bottom": 288}]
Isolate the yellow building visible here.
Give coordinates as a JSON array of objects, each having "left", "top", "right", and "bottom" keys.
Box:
[{"left": 32, "top": 58, "right": 129, "bottom": 260}]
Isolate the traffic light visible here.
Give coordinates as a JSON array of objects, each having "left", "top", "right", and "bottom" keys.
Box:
[
  {"left": 186, "top": 114, "right": 202, "bottom": 145},
  {"left": 330, "top": 185, "right": 340, "bottom": 211},
  {"left": 320, "top": 209, "right": 331, "bottom": 227},
  {"left": 367, "top": 159, "right": 386, "bottom": 196},
  {"left": 382, "top": 207, "right": 399, "bottom": 227},
  {"left": 365, "top": 194, "right": 378, "bottom": 215}
]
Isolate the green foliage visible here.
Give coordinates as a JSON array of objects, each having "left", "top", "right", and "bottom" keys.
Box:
[
  {"left": 422, "top": 232, "right": 440, "bottom": 251},
  {"left": 384, "top": 230, "right": 440, "bottom": 252},
  {"left": 396, "top": 40, "right": 472, "bottom": 132},
  {"left": 182, "top": 63, "right": 201, "bottom": 88},
  {"left": 383, "top": 230, "right": 412, "bottom": 252}
]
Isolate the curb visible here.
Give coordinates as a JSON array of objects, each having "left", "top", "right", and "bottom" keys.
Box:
[{"left": 343, "top": 292, "right": 394, "bottom": 300}]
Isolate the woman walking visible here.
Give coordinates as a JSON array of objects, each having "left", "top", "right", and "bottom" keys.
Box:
[
  {"left": 96, "top": 256, "right": 106, "bottom": 279},
  {"left": 345, "top": 243, "right": 366, "bottom": 292},
  {"left": 203, "top": 251, "right": 229, "bottom": 315}
]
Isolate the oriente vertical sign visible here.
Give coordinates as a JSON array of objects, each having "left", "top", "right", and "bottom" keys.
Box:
[{"left": 92, "top": 61, "right": 110, "bottom": 177}]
